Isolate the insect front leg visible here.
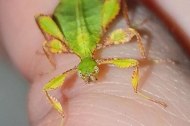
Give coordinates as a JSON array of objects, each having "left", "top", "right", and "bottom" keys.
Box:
[
  {"left": 43, "top": 68, "right": 76, "bottom": 117},
  {"left": 97, "top": 58, "right": 167, "bottom": 107},
  {"left": 36, "top": 15, "right": 70, "bottom": 68}
]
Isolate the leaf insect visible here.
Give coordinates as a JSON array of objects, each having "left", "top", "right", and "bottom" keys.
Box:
[{"left": 36, "top": 0, "right": 167, "bottom": 117}]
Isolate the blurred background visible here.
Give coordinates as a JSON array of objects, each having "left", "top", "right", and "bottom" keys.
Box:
[{"left": 0, "top": 53, "right": 29, "bottom": 126}]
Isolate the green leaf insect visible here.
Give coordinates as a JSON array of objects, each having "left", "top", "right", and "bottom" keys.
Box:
[{"left": 36, "top": 0, "right": 166, "bottom": 117}]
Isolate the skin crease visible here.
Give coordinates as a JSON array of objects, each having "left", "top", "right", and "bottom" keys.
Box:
[
  {"left": 141, "top": 0, "right": 190, "bottom": 56},
  {"left": 0, "top": 0, "right": 190, "bottom": 126}
]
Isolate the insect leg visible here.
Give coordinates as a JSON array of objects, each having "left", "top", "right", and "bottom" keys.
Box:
[
  {"left": 36, "top": 15, "right": 71, "bottom": 67},
  {"left": 121, "top": 0, "right": 150, "bottom": 29},
  {"left": 97, "top": 58, "right": 167, "bottom": 107},
  {"left": 100, "top": 28, "right": 146, "bottom": 58},
  {"left": 43, "top": 67, "right": 76, "bottom": 117},
  {"left": 122, "top": 0, "right": 146, "bottom": 57},
  {"left": 42, "top": 39, "right": 69, "bottom": 68}
]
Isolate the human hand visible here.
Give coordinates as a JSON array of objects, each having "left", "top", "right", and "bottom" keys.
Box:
[{"left": 0, "top": 0, "right": 190, "bottom": 126}]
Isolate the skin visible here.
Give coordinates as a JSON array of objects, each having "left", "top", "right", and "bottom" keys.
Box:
[
  {"left": 36, "top": 0, "right": 159, "bottom": 117},
  {"left": 141, "top": 0, "right": 190, "bottom": 55},
  {"left": 0, "top": 0, "right": 190, "bottom": 126}
]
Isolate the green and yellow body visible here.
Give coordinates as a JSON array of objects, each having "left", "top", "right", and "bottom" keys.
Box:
[{"left": 36, "top": 0, "right": 165, "bottom": 119}]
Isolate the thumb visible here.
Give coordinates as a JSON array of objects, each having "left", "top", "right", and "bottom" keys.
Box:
[{"left": 0, "top": 0, "right": 190, "bottom": 126}]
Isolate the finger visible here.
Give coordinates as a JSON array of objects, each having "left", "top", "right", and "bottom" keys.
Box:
[
  {"left": 28, "top": 1, "right": 190, "bottom": 126},
  {"left": 1, "top": 0, "right": 190, "bottom": 126},
  {"left": 0, "top": 0, "right": 59, "bottom": 80},
  {"left": 141, "top": 0, "right": 190, "bottom": 55}
]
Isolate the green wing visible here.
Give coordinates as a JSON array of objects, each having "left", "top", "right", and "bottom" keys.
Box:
[{"left": 53, "top": 0, "right": 103, "bottom": 58}]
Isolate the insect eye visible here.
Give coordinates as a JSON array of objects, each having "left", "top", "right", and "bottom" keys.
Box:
[
  {"left": 78, "top": 71, "right": 83, "bottom": 78},
  {"left": 94, "top": 66, "right": 99, "bottom": 73}
]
